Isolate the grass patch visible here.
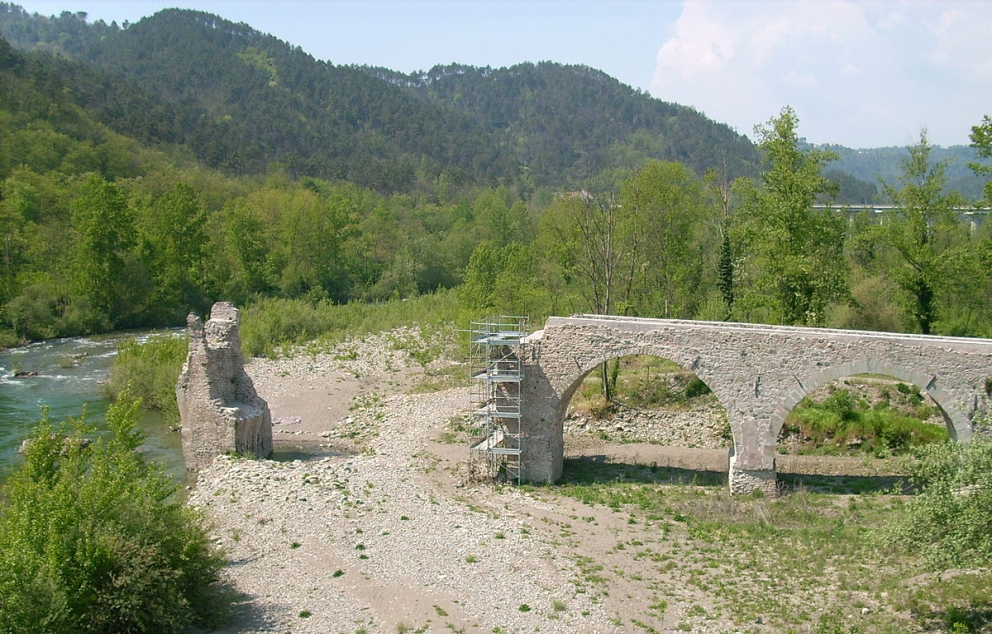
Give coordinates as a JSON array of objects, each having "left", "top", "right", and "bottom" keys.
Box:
[
  {"left": 105, "top": 333, "right": 187, "bottom": 424},
  {"left": 239, "top": 289, "right": 462, "bottom": 358},
  {"left": 782, "top": 382, "right": 947, "bottom": 457},
  {"left": 534, "top": 455, "right": 992, "bottom": 633}
]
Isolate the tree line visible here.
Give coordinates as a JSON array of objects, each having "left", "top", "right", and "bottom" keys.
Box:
[{"left": 2, "top": 19, "right": 992, "bottom": 345}]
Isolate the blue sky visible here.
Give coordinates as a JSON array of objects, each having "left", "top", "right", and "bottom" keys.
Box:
[{"left": 12, "top": 0, "right": 992, "bottom": 148}]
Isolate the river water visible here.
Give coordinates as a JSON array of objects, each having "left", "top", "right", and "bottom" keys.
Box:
[{"left": 0, "top": 332, "right": 185, "bottom": 480}]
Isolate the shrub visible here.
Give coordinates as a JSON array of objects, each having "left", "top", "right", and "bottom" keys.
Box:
[
  {"left": 239, "top": 289, "right": 463, "bottom": 358},
  {"left": 784, "top": 386, "right": 947, "bottom": 456},
  {"left": 105, "top": 334, "right": 188, "bottom": 425},
  {"left": 0, "top": 393, "right": 229, "bottom": 633},
  {"left": 890, "top": 436, "right": 992, "bottom": 570}
]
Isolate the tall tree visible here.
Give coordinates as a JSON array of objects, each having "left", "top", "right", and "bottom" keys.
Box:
[
  {"left": 732, "top": 106, "right": 847, "bottom": 326},
  {"left": 0, "top": 178, "right": 35, "bottom": 307},
  {"left": 139, "top": 183, "right": 209, "bottom": 319},
  {"left": 880, "top": 130, "right": 965, "bottom": 334},
  {"left": 619, "top": 160, "right": 710, "bottom": 318},
  {"left": 539, "top": 188, "right": 638, "bottom": 402},
  {"left": 706, "top": 165, "right": 735, "bottom": 318},
  {"left": 69, "top": 174, "right": 135, "bottom": 325},
  {"left": 970, "top": 114, "right": 992, "bottom": 206},
  {"left": 540, "top": 190, "right": 635, "bottom": 317}
]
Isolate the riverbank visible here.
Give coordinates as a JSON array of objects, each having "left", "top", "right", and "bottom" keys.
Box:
[{"left": 192, "top": 328, "right": 621, "bottom": 633}]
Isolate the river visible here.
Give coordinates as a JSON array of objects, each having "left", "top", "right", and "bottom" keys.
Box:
[{"left": 0, "top": 332, "right": 185, "bottom": 480}]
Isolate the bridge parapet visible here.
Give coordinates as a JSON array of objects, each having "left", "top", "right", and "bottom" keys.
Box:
[{"left": 520, "top": 315, "right": 992, "bottom": 494}]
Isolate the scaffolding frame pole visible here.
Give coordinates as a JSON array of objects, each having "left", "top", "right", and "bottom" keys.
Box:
[{"left": 468, "top": 315, "right": 528, "bottom": 484}]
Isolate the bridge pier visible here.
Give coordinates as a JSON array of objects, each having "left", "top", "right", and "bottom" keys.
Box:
[
  {"left": 728, "top": 450, "right": 778, "bottom": 496},
  {"left": 520, "top": 363, "right": 563, "bottom": 484}
]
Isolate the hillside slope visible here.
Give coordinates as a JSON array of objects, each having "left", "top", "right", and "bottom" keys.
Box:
[{"left": 1, "top": 5, "right": 761, "bottom": 190}]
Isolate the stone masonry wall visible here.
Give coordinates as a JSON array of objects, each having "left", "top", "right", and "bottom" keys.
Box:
[
  {"left": 520, "top": 316, "right": 992, "bottom": 494},
  {"left": 177, "top": 302, "right": 272, "bottom": 470}
]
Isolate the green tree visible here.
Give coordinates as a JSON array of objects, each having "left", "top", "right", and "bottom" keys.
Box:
[
  {"left": 214, "top": 199, "right": 274, "bottom": 304},
  {"left": 969, "top": 114, "right": 992, "bottom": 206},
  {"left": 619, "top": 160, "right": 711, "bottom": 318},
  {"left": 733, "top": 106, "right": 847, "bottom": 326},
  {"left": 139, "top": 183, "right": 209, "bottom": 320},
  {"left": 458, "top": 241, "right": 540, "bottom": 316},
  {"left": 68, "top": 174, "right": 135, "bottom": 325},
  {"left": 0, "top": 177, "right": 35, "bottom": 307},
  {"left": 879, "top": 130, "right": 965, "bottom": 334},
  {"left": 539, "top": 188, "right": 637, "bottom": 401},
  {"left": 706, "top": 165, "right": 735, "bottom": 318},
  {"left": 0, "top": 393, "right": 229, "bottom": 633},
  {"left": 539, "top": 190, "right": 636, "bottom": 317}
]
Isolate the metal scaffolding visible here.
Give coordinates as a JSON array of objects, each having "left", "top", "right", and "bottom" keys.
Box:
[{"left": 468, "top": 316, "right": 528, "bottom": 484}]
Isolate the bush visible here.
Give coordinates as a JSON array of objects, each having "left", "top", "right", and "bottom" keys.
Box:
[
  {"left": 890, "top": 436, "right": 992, "bottom": 570},
  {"left": 0, "top": 394, "right": 229, "bottom": 633},
  {"left": 784, "top": 386, "right": 947, "bottom": 456},
  {"left": 105, "top": 334, "right": 188, "bottom": 425}
]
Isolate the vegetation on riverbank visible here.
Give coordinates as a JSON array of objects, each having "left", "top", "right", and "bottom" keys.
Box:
[
  {"left": 105, "top": 334, "right": 187, "bottom": 425},
  {"left": 0, "top": 394, "right": 230, "bottom": 633}
]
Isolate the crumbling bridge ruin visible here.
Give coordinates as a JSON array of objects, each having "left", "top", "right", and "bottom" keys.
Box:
[
  {"left": 510, "top": 315, "right": 992, "bottom": 495},
  {"left": 177, "top": 302, "right": 272, "bottom": 470}
]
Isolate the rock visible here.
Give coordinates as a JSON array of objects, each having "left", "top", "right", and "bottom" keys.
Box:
[
  {"left": 19, "top": 435, "right": 92, "bottom": 455},
  {"left": 176, "top": 302, "right": 273, "bottom": 470}
]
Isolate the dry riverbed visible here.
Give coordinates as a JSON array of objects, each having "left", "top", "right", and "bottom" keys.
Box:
[{"left": 188, "top": 328, "right": 928, "bottom": 634}]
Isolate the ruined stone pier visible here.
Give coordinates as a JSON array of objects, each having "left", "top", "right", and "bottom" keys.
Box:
[{"left": 177, "top": 302, "right": 272, "bottom": 470}]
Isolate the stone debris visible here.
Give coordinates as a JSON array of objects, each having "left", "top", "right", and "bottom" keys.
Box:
[
  {"left": 564, "top": 404, "right": 730, "bottom": 449},
  {"left": 189, "top": 386, "right": 616, "bottom": 634}
]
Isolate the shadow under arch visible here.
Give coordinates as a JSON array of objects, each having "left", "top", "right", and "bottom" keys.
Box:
[
  {"left": 769, "top": 360, "right": 973, "bottom": 443},
  {"left": 553, "top": 345, "right": 735, "bottom": 452}
]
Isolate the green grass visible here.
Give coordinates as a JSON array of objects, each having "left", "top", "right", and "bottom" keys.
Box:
[
  {"left": 105, "top": 333, "right": 188, "bottom": 423},
  {"left": 532, "top": 455, "right": 992, "bottom": 633},
  {"left": 783, "top": 383, "right": 947, "bottom": 457},
  {"left": 239, "top": 288, "right": 463, "bottom": 358}
]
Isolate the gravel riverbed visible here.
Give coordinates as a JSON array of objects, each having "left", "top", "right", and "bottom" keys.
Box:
[{"left": 189, "top": 331, "right": 622, "bottom": 633}]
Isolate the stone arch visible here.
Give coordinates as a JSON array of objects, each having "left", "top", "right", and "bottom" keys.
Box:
[
  {"left": 768, "top": 360, "right": 972, "bottom": 443},
  {"left": 553, "top": 345, "right": 737, "bottom": 451}
]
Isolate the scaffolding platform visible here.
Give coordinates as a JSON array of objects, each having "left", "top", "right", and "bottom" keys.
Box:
[{"left": 468, "top": 316, "right": 528, "bottom": 484}]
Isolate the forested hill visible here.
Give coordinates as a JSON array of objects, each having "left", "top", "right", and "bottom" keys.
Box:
[
  {"left": 0, "top": 4, "right": 760, "bottom": 191},
  {"left": 363, "top": 62, "right": 759, "bottom": 185}
]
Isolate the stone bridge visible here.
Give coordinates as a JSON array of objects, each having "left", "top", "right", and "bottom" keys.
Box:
[{"left": 517, "top": 315, "right": 992, "bottom": 494}]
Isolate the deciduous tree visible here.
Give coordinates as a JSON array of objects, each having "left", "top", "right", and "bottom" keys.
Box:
[
  {"left": 620, "top": 160, "right": 711, "bottom": 318},
  {"left": 969, "top": 114, "right": 992, "bottom": 206},
  {"left": 68, "top": 174, "right": 135, "bottom": 325},
  {"left": 732, "top": 107, "right": 847, "bottom": 326},
  {"left": 139, "top": 183, "right": 209, "bottom": 319},
  {"left": 880, "top": 130, "right": 965, "bottom": 334}
]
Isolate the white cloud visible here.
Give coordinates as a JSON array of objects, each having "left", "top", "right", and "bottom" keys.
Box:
[{"left": 652, "top": 0, "right": 992, "bottom": 147}]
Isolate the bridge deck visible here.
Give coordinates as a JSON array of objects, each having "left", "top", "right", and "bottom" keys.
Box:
[{"left": 543, "top": 315, "right": 992, "bottom": 354}]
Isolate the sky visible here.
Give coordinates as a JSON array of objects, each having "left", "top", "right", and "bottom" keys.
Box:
[{"left": 11, "top": 0, "right": 992, "bottom": 148}]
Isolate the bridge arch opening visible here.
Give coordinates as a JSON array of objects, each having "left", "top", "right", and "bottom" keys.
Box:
[
  {"left": 773, "top": 369, "right": 952, "bottom": 486},
  {"left": 771, "top": 360, "right": 970, "bottom": 446},
  {"left": 555, "top": 353, "right": 732, "bottom": 482}
]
